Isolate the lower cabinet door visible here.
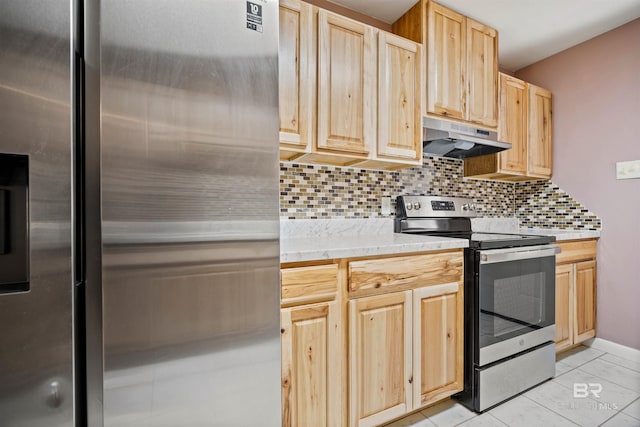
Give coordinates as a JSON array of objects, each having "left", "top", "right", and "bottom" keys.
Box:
[
  {"left": 349, "top": 291, "right": 413, "bottom": 427},
  {"left": 555, "top": 264, "right": 574, "bottom": 352},
  {"left": 413, "top": 282, "right": 464, "bottom": 407},
  {"left": 281, "top": 301, "right": 340, "bottom": 427},
  {"left": 574, "top": 260, "right": 596, "bottom": 343}
]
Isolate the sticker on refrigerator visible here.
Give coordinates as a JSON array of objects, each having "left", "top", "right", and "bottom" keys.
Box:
[{"left": 246, "top": 1, "right": 263, "bottom": 33}]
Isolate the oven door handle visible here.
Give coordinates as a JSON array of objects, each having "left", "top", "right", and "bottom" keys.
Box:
[{"left": 480, "top": 245, "right": 561, "bottom": 264}]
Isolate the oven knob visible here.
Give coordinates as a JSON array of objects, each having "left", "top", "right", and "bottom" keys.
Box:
[
  {"left": 461, "top": 204, "right": 469, "bottom": 211},
  {"left": 413, "top": 202, "right": 421, "bottom": 210},
  {"left": 470, "top": 203, "right": 477, "bottom": 211},
  {"left": 406, "top": 204, "right": 413, "bottom": 210}
]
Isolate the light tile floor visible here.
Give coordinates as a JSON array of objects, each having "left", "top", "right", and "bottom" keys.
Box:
[{"left": 385, "top": 346, "right": 640, "bottom": 427}]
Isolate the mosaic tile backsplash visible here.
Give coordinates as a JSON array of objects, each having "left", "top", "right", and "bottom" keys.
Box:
[
  {"left": 279, "top": 156, "right": 602, "bottom": 231},
  {"left": 279, "top": 157, "right": 514, "bottom": 219},
  {"left": 516, "top": 181, "right": 602, "bottom": 231}
]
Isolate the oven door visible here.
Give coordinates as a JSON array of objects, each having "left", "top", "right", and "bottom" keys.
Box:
[{"left": 476, "top": 244, "right": 558, "bottom": 366}]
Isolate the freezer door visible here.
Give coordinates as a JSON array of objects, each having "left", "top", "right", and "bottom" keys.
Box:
[
  {"left": 100, "top": 1, "right": 281, "bottom": 426},
  {"left": 0, "top": 0, "right": 74, "bottom": 425}
]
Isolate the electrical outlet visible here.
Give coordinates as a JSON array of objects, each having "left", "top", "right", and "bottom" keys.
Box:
[{"left": 381, "top": 197, "right": 392, "bottom": 216}]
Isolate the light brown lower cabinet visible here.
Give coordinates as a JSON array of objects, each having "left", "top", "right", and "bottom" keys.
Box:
[
  {"left": 574, "top": 260, "right": 597, "bottom": 342},
  {"left": 555, "top": 240, "right": 597, "bottom": 353},
  {"left": 280, "top": 264, "right": 342, "bottom": 427},
  {"left": 349, "top": 291, "right": 413, "bottom": 427},
  {"left": 281, "top": 301, "right": 340, "bottom": 427},
  {"left": 413, "top": 283, "right": 464, "bottom": 408},
  {"left": 281, "top": 250, "right": 464, "bottom": 427},
  {"left": 349, "top": 281, "right": 464, "bottom": 427},
  {"left": 555, "top": 263, "right": 574, "bottom": 351}
]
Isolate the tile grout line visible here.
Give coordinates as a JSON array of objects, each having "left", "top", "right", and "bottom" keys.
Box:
[
  {"left": 555, "top": 363, "right": 588, "bottom": 379},
  {"left": 596, "top": 396, "right": 640, "bottom": 426},
  {"left": 539, "top": 355, "right": 615, "bottom": 424},
  {"left": 619, "top": 396, "right": 640, "bottom": 421},
  {"left": 520, "top": 394, "right": 582, "bottom": 426},
  {"left": 574, "top": 354, "right": 640, "bottom": 394},
  {"left": 556, "top": 346, "right": 605, "bottom": 367},
  {"left": 396, "top": 350, "right": 635, "bottom": 427},
  {"left": 483, "top": 412, "right": 508, "bottom": 426},
  {"left": 552, "top": 352, "right": 640, "bottom": 426},
  {"left": 597, "top": 353, "right": 640, "bottom": 374},
  {"left": 556, "top": 365, "right": 640, "bottom": 395}
]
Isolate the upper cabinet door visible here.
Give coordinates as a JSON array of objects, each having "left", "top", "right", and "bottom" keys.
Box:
[
  {"left": 279, "top": 0, "right": 314, "bottom": 154},
  {"left": 498, "top": 73, "right": 528, "bottom": 174},
  {"left": 427, "top": 2, "right": 466, "bottom": 120},
  {"left": 466, "top": 18, "right": 498, "bottom": 127},
  {"left": 378, "top": 32, "right": 422, "bottom": 162},
  {"left": 528, "top": 84, "right": 553, "bottom": 178},
  {"left": 317, "top": 10, "right": 376, "bottom": 155}
]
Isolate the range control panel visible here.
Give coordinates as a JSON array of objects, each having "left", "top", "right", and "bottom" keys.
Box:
[
  {"left": 396, "top": 195, "right": 477, "bottom": 218},
  {"left": 431, "top": 200, "right": 455, "bottom": 211}
]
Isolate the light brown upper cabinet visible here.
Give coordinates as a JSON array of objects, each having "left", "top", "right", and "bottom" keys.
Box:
[
  {"left": 393, "top": 0, "right": 498, "bottom": 129},
  {"left": 528, "top": 84, "right": 553, "bottom": 178},
  {"left": 464, "top": 74, "right": 553, "bottom": 181},
  {"left": 278, "top": 0, "right": 314, "bottom": 160},
  {"left": 466, "top": 19, "right": 498, "bottom": 128},
  {"left": 427, "top": 3, "right": 466, "bottom": 120},
  {"left": 499, "top": 74, "right": 528, "bottom": 175},
  {"left": 278, "top": 0, "right": 423, "bottom": 169},
  {"left": 376, "top": 32, "right": 422, "bottom": 164},
  {"left": 317, "top": 10, "right": 376, "bottom": 157}
]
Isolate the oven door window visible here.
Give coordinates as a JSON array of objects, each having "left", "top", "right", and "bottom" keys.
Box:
[{"left": 478, "top": 255, "right": 555, "bottom": 348}]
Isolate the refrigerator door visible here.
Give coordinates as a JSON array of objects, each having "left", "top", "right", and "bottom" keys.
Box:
[
  {"left": 0, "top": 0, "right": 74, "bottom": 425},
  {"left": 100, "top": 1, "right": 281, "bottom": 425}
]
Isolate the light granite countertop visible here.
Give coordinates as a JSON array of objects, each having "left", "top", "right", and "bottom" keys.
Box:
[
  {"left": 520, "top": 228, "right": 601, "bottom": 242},
  {"left": 280, "top": 219, "right": 468, "bottom": 263},
  {"left": 470, "top": 217, "right": 601, "bottom": 241},
  {"left": 279, "top": 218, "right": 600, "bottom": 263},
  {"left": 280, "top": 233, "right": 468, "bottom": 263}
]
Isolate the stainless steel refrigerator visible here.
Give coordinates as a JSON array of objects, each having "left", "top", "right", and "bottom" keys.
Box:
[{"left": 0, "top": 0, "right": 281, "bottom": 425}]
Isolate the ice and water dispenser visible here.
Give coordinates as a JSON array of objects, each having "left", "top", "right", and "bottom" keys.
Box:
[{"left": 0, "top": 153, "right": 29, "bottom": 293}]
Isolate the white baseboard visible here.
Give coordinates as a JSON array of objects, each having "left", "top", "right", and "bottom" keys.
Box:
[{"left": 584, "top": 337, "right": 640, "bottom": 362}]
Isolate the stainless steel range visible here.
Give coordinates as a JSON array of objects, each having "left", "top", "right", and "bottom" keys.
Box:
[{"left": 395, "top": 195, "right": 558, "bottom": 412}]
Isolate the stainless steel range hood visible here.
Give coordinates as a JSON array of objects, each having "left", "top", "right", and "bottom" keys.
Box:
[{"left": 423, "top": 117, "right": 511, "bottom": 159}]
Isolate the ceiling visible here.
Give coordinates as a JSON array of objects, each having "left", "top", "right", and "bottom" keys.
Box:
[{"left": 328, "top": 0, "right": 640, "bottom": 71}]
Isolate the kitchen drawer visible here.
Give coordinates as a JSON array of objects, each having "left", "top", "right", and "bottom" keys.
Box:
[
  {"left": 556, "top": 240, "right": 597, "bottom": 264},
  {"left": 281, "top": 264, "right": 338, "bottom": 307},
  {"left": 348, "top": 251, "right": 463, "bottom": 297}
]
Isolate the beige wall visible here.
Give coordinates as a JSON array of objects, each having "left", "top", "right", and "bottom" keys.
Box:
[
  {"left": 516, "top": 18, "right": 640, "bottom": 350},
  {"left": 303, "top": 0, "right": 392, "bottom": 31}
]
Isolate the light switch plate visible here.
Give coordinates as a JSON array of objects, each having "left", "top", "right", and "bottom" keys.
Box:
[
  {"left": 381, "top": 197, "right": 391, "bottom": 216},
  {"left": 616, "top": 160, "right": 640, "bottom": 180}
]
